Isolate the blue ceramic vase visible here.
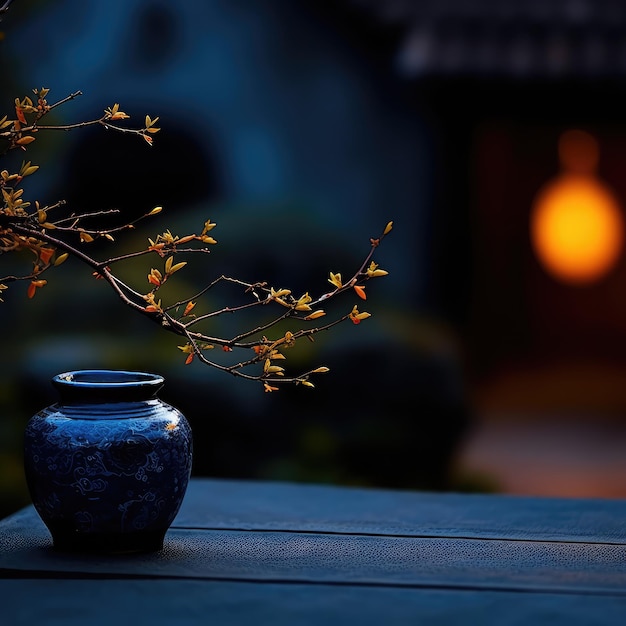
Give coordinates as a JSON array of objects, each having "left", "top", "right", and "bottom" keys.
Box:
[{"left": 23, "top": 370, "right": 193, "bottom": 554}]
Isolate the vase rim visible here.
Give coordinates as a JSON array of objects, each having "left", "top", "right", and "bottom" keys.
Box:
[{"left": 52, "top": 369, "right": 164, "bottom": 388}]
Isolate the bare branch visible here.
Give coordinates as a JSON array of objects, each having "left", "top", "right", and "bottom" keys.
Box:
[{"left": 0, "top": 87, "right": 392, "bottom": 389}]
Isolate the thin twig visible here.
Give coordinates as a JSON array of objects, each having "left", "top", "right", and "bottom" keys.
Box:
[{"left": 0, "top": 0, "right": 14, "bottom": 22}]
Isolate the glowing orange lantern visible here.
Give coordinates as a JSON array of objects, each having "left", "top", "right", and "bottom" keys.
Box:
[{"left": 530, "top": 130, "right": 624, "bottom": 285}]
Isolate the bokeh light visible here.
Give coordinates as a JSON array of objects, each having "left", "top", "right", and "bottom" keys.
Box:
[{"left": 530, "top": 130, "right": 624, "bottom": 285}]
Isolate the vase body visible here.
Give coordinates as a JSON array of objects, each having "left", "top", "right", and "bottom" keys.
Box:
[{"left": 23, "top": 370, "right": 193, "bottom": 554}]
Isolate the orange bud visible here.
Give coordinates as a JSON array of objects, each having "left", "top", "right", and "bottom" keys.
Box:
[
  {"left": 16, "top": 135, "right": 36, "bottom": 146},
  {"left": 148, "top": 268, "right": 162, "bottom": 286},
  {"left": 38, "top": 247, "right": 54, "bottom": 265},
  {"left": 353, "top": 285, "right": 366, "bottom": 300},
  {"left": 27, "top": 279, "right": 46, "bottom": 299},
  {"left": 304, "top": 310, "right": 326, "bottom": 320},
  {"left": 15, "top": 106, "right": 26, "bottom": 124}
]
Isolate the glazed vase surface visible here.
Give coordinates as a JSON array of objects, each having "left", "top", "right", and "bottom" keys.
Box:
[{"left": 23, "top": 369, "right": 193, "bottom": 554}]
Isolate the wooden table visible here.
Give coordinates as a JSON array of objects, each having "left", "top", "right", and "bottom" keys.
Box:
[{"left": 1, "top": 478, "right": 626, "bottom": 624}]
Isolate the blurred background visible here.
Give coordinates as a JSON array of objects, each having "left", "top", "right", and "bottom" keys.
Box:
[{"left": 3, "top": 0, "right": 626, "bottom": 518}]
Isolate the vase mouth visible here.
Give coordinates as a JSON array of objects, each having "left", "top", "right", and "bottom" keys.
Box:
[
  {"left": 53, "top": 370, "right": 164, "bottom": 387},
  {"left": 51, "top": 370, "right": 165, "bottom": 403}
]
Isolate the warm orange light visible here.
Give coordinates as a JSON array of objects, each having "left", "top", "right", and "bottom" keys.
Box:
[{"left": 530, "top": 130, "right": 624, "bottom": 285}]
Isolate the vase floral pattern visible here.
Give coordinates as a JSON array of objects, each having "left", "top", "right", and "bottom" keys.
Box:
[{"left": 23, "top": 370, "right": 193, "bottom": 553}]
